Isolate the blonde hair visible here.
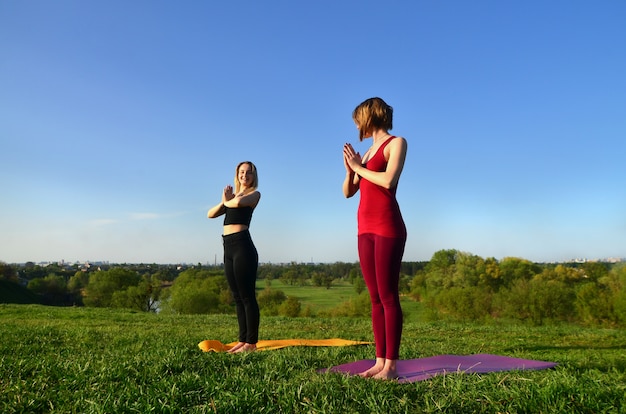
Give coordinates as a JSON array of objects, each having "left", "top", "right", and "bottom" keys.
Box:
[
  {"left": 352, "top": 97, "right": 393, "bottom": 141},
  {"left": 234, "top": 161, "right": 259, "bottom": 193}
]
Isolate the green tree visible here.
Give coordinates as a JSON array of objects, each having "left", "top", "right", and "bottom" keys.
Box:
[
  {"left": 424, "top": 249, "right": 460, "bottom": 291},
  {"left": 153, "top": 266, "right": 178, "bottom": 282},
  {"left": 604, "top": 263, "right": 626, "bottom": 325},
  {"left": 67, "top": 271, "right": 88, "bottom": 294},
  {"left": 311, "top": 271, "right": 334, "bottom": 289},
  {"left": 498, "top": 257, "right": 541, "bottom": 288},
  {"left": 353, "top": 276, "right": 366, "bottom": 295},
  {"left": 480, "top": 257, "right": 502, "bottom": 291},
  {"left": 452, "top": 252, "right": 485, "bottom": 288},
  {"left": 325, "top": 292, "right": 371, "bottom": 318},
  {"left": 178, "top": 288, "right": 216, "bottom": 314},
  {"left": 111, "top": 277, "right": 162, "bottom": 312},
  {"left": 575, "top": 283, "right": 613, "bottom": 325},
  {"left": 162, "top": 268, "right": 228, "bottom": 314},
  {"left": 348, "top": 267, "right": 361, "bottom": 285},
  {"left": 436, "top": 286, "right": 492, "bottom": 321},
  {"left": 495, "top": 278, "right": 533, "bottom": 321},
  {"left": 0, "top": 262, "right": 17, "bottom": 281},
  {"left": 279, "top": 269, "right": 296, "bottom": 286},
  {"left": 165, "top": 283, "right": 219, "bottom": 314},
  {"left": 581, "top": 262, "right": 610, "bottom": 282},
  {"left": 408, "top": 270, "right": 428, "bottom": 301},
  {"left": 399, "top": 274, "right": 411, "bottom": 294},
  {"left": 27, "top": 274, "right": 67, "bottom": 305},
  {"left": 83, "top": 268, "right": 141, "bottom": 307},
  {"left": 539, "top": 264, "right": 585, "bottom": 286},
  {"left": 257, "top": 288, "right": 287, "bottom": 316},
  {"left": 528, "top": 277, "right": 576, "bottom": 325},
  {"left": 20, "top": 263, "right": 47, "bottom": 281},
  {"left": 279, "top": 296, "right": 301, "bottom": 317}
]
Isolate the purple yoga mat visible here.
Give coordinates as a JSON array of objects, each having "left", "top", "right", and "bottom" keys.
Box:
[{"left": 321, "top": 354, "right": 557, "bottom": 383}]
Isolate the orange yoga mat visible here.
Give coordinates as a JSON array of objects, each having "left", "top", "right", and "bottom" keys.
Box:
[{"left": 198, "top": 338, "right": 372, "bottom": 352}]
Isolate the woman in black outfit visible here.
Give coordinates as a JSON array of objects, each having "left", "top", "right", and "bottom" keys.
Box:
[{"left": 208, "top": 161, "right": 261, "bottom": 353}]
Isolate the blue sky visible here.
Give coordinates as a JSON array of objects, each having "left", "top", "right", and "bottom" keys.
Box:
[{"left": 1, "top": 0, "right": 625, "bottom": 265}]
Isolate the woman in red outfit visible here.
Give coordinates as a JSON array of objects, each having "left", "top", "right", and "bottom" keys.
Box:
[{"left": 343, "top": 97, "right": 407, "bottom": 379}]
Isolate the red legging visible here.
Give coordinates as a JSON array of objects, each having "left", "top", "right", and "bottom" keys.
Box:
[{"left": 358, "top": 233, "right": 406, "bottom": 360}]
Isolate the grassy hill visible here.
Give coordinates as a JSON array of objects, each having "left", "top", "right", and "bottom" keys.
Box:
[{"left": 1, "top": 304, "right": 624, "bottom": 413}]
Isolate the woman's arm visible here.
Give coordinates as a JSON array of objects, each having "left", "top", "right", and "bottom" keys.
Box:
[
  {"left": 207, "top": 202, "right": 225, "bottom": 218},
  {"left": 342, "top": 171, "right": 359, "bottom": 198},
  {"left": 343, "top": 144, "right": 361, "bottom": 198},
  {"left": 342, "top": 167, "right": 360, "bottom": 198},
  {"left": 207, "top": 185, "right": 234, "bottom": 218},
  {"left": 346, "top": 137, "right": 407, "bottom": 189},
  {"left": 224, "top": 190, "right": 261, "bottom": 209}
]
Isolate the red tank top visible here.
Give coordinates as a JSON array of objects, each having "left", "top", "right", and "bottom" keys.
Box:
[{"left": 357, "top": 136, "right": 407, "bottom": 238}]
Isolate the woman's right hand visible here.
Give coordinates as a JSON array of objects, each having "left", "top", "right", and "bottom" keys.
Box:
[
  {"left": 208, "top": 186, "right": 233, "bottom": 219},
  {"left": 343, "top": 152, "right": 352, "bottom": 173},
  {"left": 342, "top": 144, "right": 360, "bottom": 198},
  {"left": 343, "top": 143, "right": 362, "bottom": 173},
  {"left": 222, "top": 185, "right": 234, "bottom": 203}
]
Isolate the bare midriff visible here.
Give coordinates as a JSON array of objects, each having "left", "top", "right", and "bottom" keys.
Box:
[{"left": 223, "top": 224, "right": 249, "bottom": 236}]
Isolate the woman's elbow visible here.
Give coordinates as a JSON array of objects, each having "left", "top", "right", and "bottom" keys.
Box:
[
  {"left": 343, "top": 187, "right": 357, "bottom": 198},
  {"left": 381, "top": 178, "right": 399, "bottom": 190}
]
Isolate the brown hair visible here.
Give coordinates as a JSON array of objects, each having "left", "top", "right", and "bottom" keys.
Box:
[
  {"left": 234, "top": 161, "right": 259, "bottom": 193},
  {"left": 352, "top": 97, "right": 393, "bottom": 141}
]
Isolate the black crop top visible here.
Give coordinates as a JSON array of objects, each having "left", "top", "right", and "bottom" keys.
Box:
[{"left": 223, "top": 206, "right": 253, "bottom": 226}]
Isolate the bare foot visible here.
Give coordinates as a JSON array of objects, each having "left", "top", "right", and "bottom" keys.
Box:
[
  {"left": 370, "top": 359, "right": 398, "bottom": 380},
  {"left": 232, "top": 343, "right": 256, "bottom": 353},
  {"left": 227, "top": 342, "right": 245, "bottom": 353},
  {"left": 358, "top": 359, "right": 385, "bottom": 378},
  {"left": 372, "top": 368, "right": 399, "bottom": 380}
]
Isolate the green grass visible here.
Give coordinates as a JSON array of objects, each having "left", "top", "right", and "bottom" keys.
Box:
[
  {"left": 1, "top": 304, "right": 625, "bottom": 413},
  {"left": 258, "top": 279, "right": 359, "bottom": 311},
  {"left": 259, "top": 279, "right": 427, "bottom": 321}
]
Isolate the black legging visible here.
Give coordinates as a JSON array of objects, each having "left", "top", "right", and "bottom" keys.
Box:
[{"left": 223, "top": 230, "right": 259, "bottom": 344}]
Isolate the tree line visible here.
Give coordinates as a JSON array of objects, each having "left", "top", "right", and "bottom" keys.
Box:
[
  {"left": 409, "top": 250, "right": 625, "bottom": 326},
  {"left": 1, "top": 251, "right": 624, "bottom": 327}
]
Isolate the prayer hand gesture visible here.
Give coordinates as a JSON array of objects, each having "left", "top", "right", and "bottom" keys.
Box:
[
  {"left": 222, "top": 185, "right": 235, "bottom": 203},
  {"left": 343, "top": 143, "right": 362, "bottom": 172}
]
